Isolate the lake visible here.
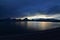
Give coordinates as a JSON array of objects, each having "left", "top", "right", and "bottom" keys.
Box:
[
  {"left": 0, "top": 21, "right": 60, "bottom": 33},
  {"left": 15, "top": 21, "right": 60, "bottom": 30},
  {"left": 0, "top": 21, "right": 60, "bottom": 40}
]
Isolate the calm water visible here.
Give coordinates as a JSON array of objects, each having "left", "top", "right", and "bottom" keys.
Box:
[
  {"left": 0, "top": 21, "right": 60, "bottom": 34},
  {"left": 15, "top": 21, "right": 60, "bottom": 30},
  {"left": 0, "top": 21, "right": 60, "bottom": 40}
]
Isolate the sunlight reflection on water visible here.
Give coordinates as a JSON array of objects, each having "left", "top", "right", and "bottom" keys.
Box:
[{"left": 15, "top": 21, "right": 60, "bottom": 30}]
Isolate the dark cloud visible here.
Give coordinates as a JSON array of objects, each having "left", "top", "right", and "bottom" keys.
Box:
[
  {"left": 47, "top": 5, "right": 60, "bottom": 14},
  {"left": 0, "top": 0, "right": 60, "bottom": 18}
]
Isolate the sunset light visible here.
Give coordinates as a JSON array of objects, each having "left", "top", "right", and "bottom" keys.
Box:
[{"left": 19, "top": 14, "right": 55, "bottom": 20}]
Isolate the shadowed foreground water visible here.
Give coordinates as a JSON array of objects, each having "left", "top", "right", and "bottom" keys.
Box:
[{"left": 0, "top": 21, "right": 60, "bottom": 40}]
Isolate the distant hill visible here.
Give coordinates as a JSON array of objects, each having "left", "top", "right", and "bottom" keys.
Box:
[
  {"left": 0, "top": 18, "right": 60, "bottom": 22},
  {"left": 20, "top": 18, "right": 60, "bottom": 22}
]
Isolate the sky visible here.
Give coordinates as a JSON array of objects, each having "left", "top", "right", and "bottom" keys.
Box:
[{"left": 0, "top": 0, "right": 60, "bottom": 19}]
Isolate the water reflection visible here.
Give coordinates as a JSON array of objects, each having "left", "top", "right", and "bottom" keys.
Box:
[
  {"left": 39, "top": 22, "right": 52, "bottom": 30},
  {"left": 15, "top": 21, "right": 60, "bottom": 30},
  {"left": 27, "top": 22, "right": 52, "bottom": 30}
]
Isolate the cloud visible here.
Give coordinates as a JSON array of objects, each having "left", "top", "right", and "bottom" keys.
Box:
[
  {"left": 0, "top": 0, "right": 60, "bottom": 19},
  {"left": 47, "top": 5, "right": 60, "bottom": 14}
]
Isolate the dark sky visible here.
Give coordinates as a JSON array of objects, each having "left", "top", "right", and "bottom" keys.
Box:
[{"left": 0, "top": 0, "right": 60, "bottom": 19}]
